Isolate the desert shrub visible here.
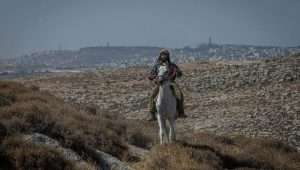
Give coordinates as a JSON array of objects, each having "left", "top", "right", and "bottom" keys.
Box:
[
  {"left": 124, "top": 119, "right": 158, "bottom": 149},
  {"left": 135, "top": 133, "right": 300, "bottom": 170},
  {"left": 134, "top": 144, "right": 221, "bottom": 170},
  {"left": 178, "top": 132, "right": 300, "bottom": 170},
  {"left": 230, "top": 135, "right": 300, "bottom": 170},
  {"left": 0, "top": 94, "right": 14, "bottom": 107},
  {"left": 128, "top": 131, "right": 152, "bottom": 149},
  {"left": 0, "top": 81, "right": 30, "bottom": 107},
  {"left": 0, "top": 81, "right": 30, "bottom": 95},
  {"left": 0, "top": 81, "right": 129, "bottom": 163},
  {"left": 0, "top": 135, "right": 76, "bottom": 170}
]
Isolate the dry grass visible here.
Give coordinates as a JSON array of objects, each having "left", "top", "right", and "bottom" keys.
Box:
[
  {"left": 0, "top": 135, "right": 76, "bottom": 170},
  {"left": 125, "top": 119, "right": 158, "bottom": 149},
  {"left": 134, "top": 144, "right": 221, "bottom": 170},
  {"left": 128, "top": 131, "right": 152, "bottom": 149},
  {"left": 0, "top": 80, "right": 130, "bottom": 169},
  {"left": 1, "top": 71, "right": 300, "bottom": 170},
  {"left": 180, "top": 132, "right": 300, "bottom": 169},
  {"left": 135, "top": 132, "right": 300, "bottom": 170}
]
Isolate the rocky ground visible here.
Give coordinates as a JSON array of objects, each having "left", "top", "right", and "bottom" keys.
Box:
[{"left": 16, "top": 54, "right": 300, "bottom": 151}]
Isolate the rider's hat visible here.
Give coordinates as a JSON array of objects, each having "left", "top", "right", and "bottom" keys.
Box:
[
  {"left": 159, "top": 49, "right": 170, "bottom": 63},
  {"left": 159, "top": 49, "right": 170, "bottom": 57}
]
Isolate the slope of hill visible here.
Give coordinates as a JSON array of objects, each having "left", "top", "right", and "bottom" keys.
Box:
[
  {"left": 4, "top": 53, "right": 299, "bottom": 169},
  {"left": 0, "top": 81, "right": 129, "bottom": 169},
  {"left": 1, "top": 79, "right": 300, "bottom": 170},
  {"left": 18, "top": 53, "right": 300, "bottom": 149}
]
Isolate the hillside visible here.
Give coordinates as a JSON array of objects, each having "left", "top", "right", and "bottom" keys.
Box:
[
  {"left": 1, "top": 53, "right": 299, "bottom": 169},
  {"left": 18, "top": 53, "right": 300, "bottom": 149}
]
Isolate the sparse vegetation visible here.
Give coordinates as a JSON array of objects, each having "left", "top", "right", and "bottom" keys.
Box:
[
  {"left": 135, "top": 133, "right": 300, "bottom": 170},
  {"left": 0, "top": 80, "right": 129, "bottom": 169},
  {"left": 128, "top": 131, "right": 152, "bottom": 149},
  {"left": 0, "top": 135, "right": 76, "bottom": 170},
  {"left": 1, "top": 54, "right": 300, "bottom": 169}
]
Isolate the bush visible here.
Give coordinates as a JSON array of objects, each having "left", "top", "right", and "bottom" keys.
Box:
[
  {"left": 128, "top": 131, "right": 152, "bottom": 149},
  {"left": 134, "top": 144, "right": 221, "bottom": 170},
  {"left": 0, "top": 135, "right": 76, "bottom": 170},
  {"left": 0, "top": 81, "right": 130, "bottom": 165},
  {"left": 135, "top": 133, "right": 300, "bottom": 170},
  {"left": 0, "top": 93, "right": 15, "bottom": 107}
]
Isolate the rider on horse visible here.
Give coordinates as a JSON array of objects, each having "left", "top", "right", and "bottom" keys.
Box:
[{"left": 148, "top": 49, "right": 187, "bottom": 121}]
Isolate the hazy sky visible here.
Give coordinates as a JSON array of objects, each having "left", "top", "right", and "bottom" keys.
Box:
[{"left": 1, "top": 0, "right": 300, "bottom": 57}]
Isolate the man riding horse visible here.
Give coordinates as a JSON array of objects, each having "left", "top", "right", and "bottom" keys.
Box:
[{"left": 148, "top": 49, "right": 187, "bottom": 121}]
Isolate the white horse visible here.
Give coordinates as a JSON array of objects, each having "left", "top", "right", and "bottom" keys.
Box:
[{"left": 156, "top": 64, "right": 177, "bottom": 144}]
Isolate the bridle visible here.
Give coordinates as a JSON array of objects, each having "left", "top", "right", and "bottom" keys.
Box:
[{"left": 157, "top": 64, "right": 170, "bottom": 85}]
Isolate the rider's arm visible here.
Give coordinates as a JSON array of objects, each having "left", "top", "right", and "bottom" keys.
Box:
[
  {"left": 148, "top": 64, "right": 158, "bottom": 80},
  {"left": 174, "top": 64, "right": 183, "bottom": 78}
]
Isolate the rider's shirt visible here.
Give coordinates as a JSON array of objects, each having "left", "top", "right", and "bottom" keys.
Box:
[{"left": 148, "top": 60, "right": 182, "bottom": 81}]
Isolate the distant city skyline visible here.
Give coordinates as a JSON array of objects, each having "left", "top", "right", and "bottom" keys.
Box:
[{"left": 1, "top": 0, "right": 300, "bottom": 57}]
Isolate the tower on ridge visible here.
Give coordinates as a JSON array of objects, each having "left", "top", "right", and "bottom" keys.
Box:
[{"left": 209, "top": 36, "right": 212, "bottom": 46}]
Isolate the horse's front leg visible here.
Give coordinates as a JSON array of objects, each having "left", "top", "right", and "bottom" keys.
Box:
[
  {"left": 157, "top": 114, "right": 168, "bottom": 144},
  {"left": 156, "top": 113, "right": 165, "bottom": 144},
  {"left": 168, "top": 118, "right": 176, "bottom": 143}
]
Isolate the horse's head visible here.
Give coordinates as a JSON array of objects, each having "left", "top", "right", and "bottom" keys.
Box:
[{"left": 157, "top": 64, "right": 169, "bottom": 85}]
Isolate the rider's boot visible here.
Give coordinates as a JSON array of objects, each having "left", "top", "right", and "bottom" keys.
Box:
[
  {"left": 147, "top": 111, "right": 157, "bottom": 121},
  {"left": 177, "top": 98, "right": 187, "bottom": 118},
  {"left": 178, "top": 112, "right": 188, "bottom": 118}
]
